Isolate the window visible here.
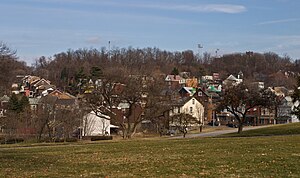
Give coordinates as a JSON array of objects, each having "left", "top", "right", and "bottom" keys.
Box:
[
  {"left": 190, "top": 107, "right": 193, "bottom": 113},
  {"left": 198, "top": 91, "right": 202, "bottom": 96},
  {"left": 192, "top": 99, "right": 195, "bottom": 104}
]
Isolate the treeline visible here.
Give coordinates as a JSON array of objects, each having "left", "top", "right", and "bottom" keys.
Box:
[
  {"left": 32, "top": 48, "right": 299, "bottom": 90},
  {"left": 1, "top": 42, "right": 300, "bottom": 95}
]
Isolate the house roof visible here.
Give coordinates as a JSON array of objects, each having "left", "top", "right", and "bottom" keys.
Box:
[
  {"left": 173, "top": 96, "right": 201, "bottom": 106},
  {"left": 118, "top": 102, "right": 130, "bottom": 109},
  {"left": 274, "top": 87, "right": 289, "bottom": 96},
  {"left": 226, "top": 74, "right": 238, "bottom": 81},
  {"left": 0, "top": 95, "right": 10, "bottom": 102},
  {"left": 179, "top": 87, "right": 196, "bottom": 96},
  {"left": 48, "top": 90, "right": 76, "bottom": 99},
  {"left": 193, "top": 87, "right": 209, "bottom": 97},
  {"left": 40, "top": 94, "right": 76, "bottom": 106},
  {"left": 37, "top": 84, "right": 56, "bottom": 90},
  {"left": 26, "top": 76, "right": 41, "bottom": 84},
  {"left": 32, "top": 78, "right": 51, "bottom": 87},
  {"left": 165, "top": 75, "right": 184, "bottom": 81}
]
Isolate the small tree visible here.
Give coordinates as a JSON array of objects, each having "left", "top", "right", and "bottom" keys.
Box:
[
  {"left": 171, "top": 67, "right": 179, "bottom": 75},
  {"left": 8, "top": 93, "right": 21, "bottom": 113},
  {"left": 171, "top": 113, "right": 198, "bottom": 138},
  {"left": 218, "top": 84, "right": 276, "bottom": 133}
]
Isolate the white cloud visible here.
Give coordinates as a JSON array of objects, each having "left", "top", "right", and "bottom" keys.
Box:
[
  {"left": 130, "top": 3, "right": 246, "bottom": 14},
  {"left": 258, "top": 18, "right": 300, "bottom": 25},
  {"left": 195, "top": 4, "right": 246, "bottom": 14},
  {"left": 26, "top": 0, "right": 246, "bottom": 14}
]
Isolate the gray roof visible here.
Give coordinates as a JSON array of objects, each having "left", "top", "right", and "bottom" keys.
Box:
[{"left": 0, "top": 95, "right": 10, "bottom": 102}]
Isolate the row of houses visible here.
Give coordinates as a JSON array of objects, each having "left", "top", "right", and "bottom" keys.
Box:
[
  {"left": 1, "top": 71, "right": 299, "bottom": 138},
  {"left": 164, "top": 71, "right": 299, "bottom": 127}
]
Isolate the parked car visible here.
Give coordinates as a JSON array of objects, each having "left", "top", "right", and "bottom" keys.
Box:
[
  {"left": 226, "top": 121, "right": 238, "bottom": 128},
  {"left": 208, "top": 120, "right": 220, "bottom": 126},
  {"left": 167, "top": 129, "right": 176, "bottom": 136}
]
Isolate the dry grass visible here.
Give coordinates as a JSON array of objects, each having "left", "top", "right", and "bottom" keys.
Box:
[{"left": 0, "top": 134, "right": 300, "bottom": 177}]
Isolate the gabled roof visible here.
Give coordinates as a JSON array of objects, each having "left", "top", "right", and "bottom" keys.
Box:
[
  {"left": 226, "top": 74, "right": 238, "bottom": 81},
  {"left": 48, "top": 89, "right": 76, "bottom": 100},
  {"left": 25, "top": 76, "right": 41, "bottom": 84},
  {"left": 32, "top": 78, "right": 51, "bottom": 87},
  {"left": 41, "top": 92, "right": 76, "bottom": 106},
  {"left": 179, "top": 87, "right": 196, "bottom": 96},
  {"left": 173, "top": 96, "right": 202, "bottom": 107},
  {"left": 193, "top": 87, "right": 209, "bottom": 97},
  {"left": 0, "top": 95, "right": 10, "bottom": 102}
]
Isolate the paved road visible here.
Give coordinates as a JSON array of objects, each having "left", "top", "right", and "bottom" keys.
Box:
[{"left": 171, "top": 125, "right": 273, "bottom": 139}]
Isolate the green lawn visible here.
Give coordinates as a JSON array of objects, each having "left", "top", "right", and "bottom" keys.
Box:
[
  {"left": 0, "top": 135, "right": 300, "bottom": 177},
  {"left": 223, "top": 122, "right": 300, "bottom": 137}
]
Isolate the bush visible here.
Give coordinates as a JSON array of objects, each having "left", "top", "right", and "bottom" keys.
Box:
[
  {"left": 0, "top": 138, "right": 24, "bottom": 144},
  {"left": 90, "top": 136, "right": 113, "bottom": 141},
  {"left": 66, "top": 138, "right": 78, "bottom": 142}
]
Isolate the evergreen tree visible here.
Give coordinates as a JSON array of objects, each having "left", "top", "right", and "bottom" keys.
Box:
[
  {"left": 171, "top": 67, "right": 179, "bottom": 75},
  {"left": 8, "top": 94, "right": 30, "bottom": 113},
  {"left": 90, "top": 66, "right": 103, "bottom": 81},
  {"left": 75, "top": 67, "right": 86, "bottom": 82},
  {"left": 8, "top": 93, "right": 21, "bottom": 113},
  {"left": 19, "top": 95, "right": 30, "bottom": 112}
]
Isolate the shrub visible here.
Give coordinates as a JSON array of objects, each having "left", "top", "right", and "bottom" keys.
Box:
[
  {"left": 0, "top": 138, "right": 24, "bottom": 144},
  {"left": 90, "top": 136, "right": 113, "bottom": 141}
]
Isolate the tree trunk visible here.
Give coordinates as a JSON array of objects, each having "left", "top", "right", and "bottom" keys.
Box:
[
  {"left": 238, "top": 123, "right": 243, "bottom": 133},
  {"left": 38, "top": 124, "right": 46, "bottom": 141}
]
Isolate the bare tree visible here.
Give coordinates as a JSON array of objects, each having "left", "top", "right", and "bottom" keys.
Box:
[
  {"left": 35, "top": 96, "right": 56, "bottom": 141},
  {"left": 217, "top": 84, "right": 276, "bottom": 133}
]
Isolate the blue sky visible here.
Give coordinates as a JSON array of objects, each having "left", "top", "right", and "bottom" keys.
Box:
[{"left": 1, "top": 0, "right": 300, "bottom": 64}]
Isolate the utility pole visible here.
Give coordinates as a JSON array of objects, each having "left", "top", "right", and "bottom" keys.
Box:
[
  {"left": 197, "top": 44, "right": 203, "bottom": 62},
  {"left": 215, "top": 49, "right": 219, "bottom": 58},
  {"left": 108, "top": 41, "right": 111, "bottom": 60}
]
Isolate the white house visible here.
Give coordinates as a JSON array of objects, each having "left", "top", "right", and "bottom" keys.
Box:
[
  {"left": 165, "top": 75, "right": 186, "bottom": 84},
  {"left": 223, "top": 74, "right": 243, "bottom": 86},
  {"left": 82, "top": 111, "right": 111, "bottom": 136},
  {"left": 169, "top": 97, "right": 205, "bottom": 126}
]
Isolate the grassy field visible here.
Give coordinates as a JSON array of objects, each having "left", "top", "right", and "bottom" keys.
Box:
[
  {"left": 222, "top": 122, "right": 300, "bottom": 137},
  {"left": 0, "top": 134, "right": 300, "bottom": 177}
]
